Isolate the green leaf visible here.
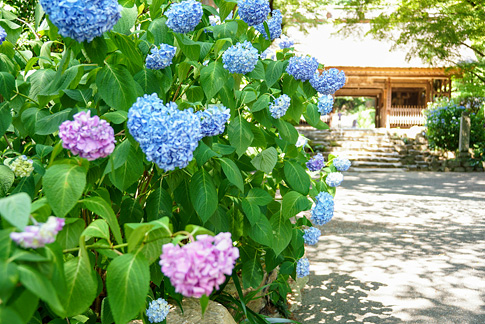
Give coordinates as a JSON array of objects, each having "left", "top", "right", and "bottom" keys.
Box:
[
  {"left": 220, "top": 158, "right": 244, "bottom": 192},
  {"left": 241, "top": 247, "right": 263, "bottom": 289},
  {"left": 0, "top": 165, "right": 14, "bottom": 197},
  {"left": 27, "top": 69, "right": 56, "bottom": 102},
  {"left": 265, "top": 61, "right": 284, "bottom": 87},
  {"left": 247, "top": 60, "right": 265, "bottom": 79},
  {"left": 190, "top": 169, "right": 218, "bottom": 223},
  {"left": 106, "top": 253, "right": 150, "bottom": 324},
  {"left": 248, "top": 214, "right": 272, "bottom": 246},
  {"left": 101, "top": 111, "right": 128, "bottom": 124},
  {"left": 83, "top": 197, "right": 123, "bottom": 244},
  {"left": 246, "top": 188, "right": 273, "bottom": 206},
  {"left": 174, "top": 33, "right": 200, "bottom": 61},
  {"left": 112, "top": 5, "right": 138, "bottom": 35},
  {"left": 134, "top": 68, "right": 161, "bottom": 96},
  {"left": 0, "top": 102, "right": 11, "bottom": 137},
  {"left": 9, "top": 289, "right": 39, "bottom": 323},
  {"left": 270, "top": 212, "right": 292, "bottom": 256},
  {"left": 194, "top": 141, "right": 220, "bottom": 166},
  {"left": 21, "top": 108, "right": 49, "bottom": 137},
  {"left": 0, "top": 193, "right": 31, "bottom": 230},
  {"left": 56, "top": 218, "right": 85, "bottom": 250},
  {"left": 276, "top": 119, "right": 298, "bottom": 144},
  {"left": 83, "top": 37, "right": 108, "bottom": 65},
  {"left": 96, "top": 63, "right": 140, "bottom": 111},
  {"left": 250, "top": 94, "right": 270, "bottom": 112},
  {"left": 281, "top": 191, "right": 312, "bottom": 219},
  {"left": 200, "top": 295, "right": 210, "bottom": 316},
  {"left": 213, "top": 0, "right": 237, "bottom": 20},
  {"left": 35, "top": 109, "right": 72, "bottom": 135},
  {"left": 146, "top": 187, "right": 173, "bottom": 221},
  {"left": 0, "top": 308, "right": 23, "bottom": 324},
  {"left": 82, "top": 219, "right": 110, "bottom": 242},
  {"left": 147, "top": 17, "right": 173, "bottom": 46},
  {"left": 109, "top": 32, "right": 144, "bottom": 72},
  {"left": 212, "top": 21, "right": 238, "bottom": 39},
  {"left": 108, "top": 144, "right": 144, "bottom": 191},
  {"left": 228, "top": 115, "right": 254, "bottom": 157},
  {"left": 241, "top": 199, "right": 261, "bottom": 225},
  {"left": 200, "top": 61, "right": 228, "bottom": 100},
  {"left": 212, "top": 143, "right": 236, "bottom": 155},
  {"left": 305, "top": 103, "right": 329, "bottom": 130},
  {"left": 251, "top": 147, "right": 278, "bottom": 174},
  {"left": 284, "top": 161, "right": 310, "bottom": 195},
  {"left": 44, "top": 163, "right": 87, "bottom": 218},
  {"left": 0, "top": 72, "right": 14, "bottom": 99}
]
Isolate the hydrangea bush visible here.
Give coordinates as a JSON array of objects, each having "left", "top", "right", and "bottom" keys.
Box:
[{"left": 0, "top": 0, "right": 346, "bottom": 323}]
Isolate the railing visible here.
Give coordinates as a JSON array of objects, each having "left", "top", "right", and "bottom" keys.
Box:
[{"left": 389, "top": 105, "right": 426, "bottom": 128}]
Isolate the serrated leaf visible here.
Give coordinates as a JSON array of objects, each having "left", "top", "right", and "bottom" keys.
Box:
[
  {"left": 270, "top": 212, "right": 292, "bottom": 256},
  {"left": 0, "top": 72, "right": 14, "bottom": 99},
  {"left": 248, "top": 214, "right": 272, "bottom": 246},
  {"left": 241, "top": 199, "right": 261, "bottom": 225},
  {"left": 0, "top": 165, "right": 14, "bottom": 197},
  {"left": 220, "top": 158, "right": 244, "bottom": 192},
  {"left": 83, "top": 197, "right": 123, "bottom": 244},
  {"left": 190, "top": 169, "right": 218, "bottom": 223},
  {"left": 228, "top": 115, "right": 254, "bottom": 157},
  {"left": 251, "top": 147, "right": 278, "bottom": 174},
  {"left": 146, "top": 187, "right": 172, "bottom": 221},
  {"left": 200, "top": 61, "right": 227, "bottom": 100},
  {"left": 0, "top": 102, "right": 11, "bottom": 137},
  {"left": 82, "top": 219, "right": 110, "bottom": 241},
  {"left": 282, "top": 191, "right": 312, "bottom": 219},
  {"left": 284, "top": 161, "right": 310, "bottom": 195},
  {"left": 96, "top": 63, "right": 140, "bottom": 111},
  {"left": 246, "top": 188, "right": 273, "bottom": 206},
  {"left": 0, "top": 193, "right": 31, "bottom": 230}
]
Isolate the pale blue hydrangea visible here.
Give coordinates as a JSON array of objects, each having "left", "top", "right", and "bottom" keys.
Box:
[
  {"left": 127, "top": 94, "right": 201, "bottom": 171},
  {"left": 146, "top": 298, "right": 170, "bottom": 323},
  {"left": 222, "top": 41, "right": 259, "bottom": 74},
  {"left": 278, "top": 34, "right": 294, "bottom": 49},
  {"left": 261, "top": 48, "right": 275, "bottom": 60},
  {"left": 0, "top": 26, "right": 6, "bottom": 45},
  {"left": 310, "top": 68, "right": 346, "bottom": 95},
  {"left": 311, "top": 192, "right": 334, "bottom": 225},
  {"left": 166, "top": 0, "right": 203, "bottom": 34},
  {"left": 303, "top": 227, "right": 321, "bottom": 246},
  {"left": 197, "top": 105, "right": 230, "bottom": 137},
  {"left": 326, "top": 172, "right": 343, "bottom": 187},
  {"left": 333, "top": 156, "right": 351, "bottom": 172},
  {"left": 39, "top": 0, "right": 122, "bottom": 43},
  {"left": 146, "top": 44, "right": 176, "bottom": 70},
  {"left": 254, "top": 9, "right": 282, "bottom": 40},
  {"left": 296, "top": 258, "right": 310, "bottom": 278},
  {"left": 286, "top": 56, "right": 318, "bottom": 81},
  {"left": 238, "top": 0, "right": 270, "bottom": 26},
  {"left": 295, "top": 134, "right": 308, "bottom": 148},
  {"left": 317, "top": 95, "right": 334, "bottom": 115},
  {"left": 269, "top": 94, "right": 290, "bottom": 119},
  {"left": 306, "top": 153, "right": 325, "bottom": 171}
]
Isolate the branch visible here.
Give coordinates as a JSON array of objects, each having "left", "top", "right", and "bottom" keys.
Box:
[{"left": 459, "top": 42, "right": 485, "bottom": 58}]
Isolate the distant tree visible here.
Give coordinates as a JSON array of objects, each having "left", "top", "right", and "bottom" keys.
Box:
[{"left": 270, "top": 0, "right": 330, "bottom": 32}]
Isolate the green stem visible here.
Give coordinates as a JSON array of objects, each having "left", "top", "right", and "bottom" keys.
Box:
[
  {"left": 3, "top": 135, "right": 13, "bottom": 150},
  {"left": 63, "top": 242, "right": 129, "bottom": 254},
  {"left": 13, "top": 91, "right": 40, "bottom": 106}
]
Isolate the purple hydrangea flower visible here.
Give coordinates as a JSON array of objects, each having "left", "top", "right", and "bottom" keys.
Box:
[
  {"left": 333, "top": 156, "right": 351, "bottom": 172},
  {"left": 39, "top": 0, "right": 122, "bottom": 43},
  {"left": 59, "top": 111, "right": 115, "bottom": 161},
  {"left": 269, "top": 94, "right": 291, "bottom": 119},
  {"left": 310, "top": 68, "right": 346, "bottom": 95},
  {"left": 326, "top": 172, "right": 343, "bottom": 187},
  {"left": 296, "top": 257, "right": 310, "bottom": 278},
  {"left": 254, "top": 9, "right": 282, "bottom": 40},
  {"left": 159, "top": 232, "right": 239, "bottom": 298},
  {"left": 317, "top": 95, "right": 334, "bottom": 115},
  {"left": 306, "top": 153, "right": 325, "bottom": 171},
  {"left": 303, "top": 227, "right": 321, "bottom": 246},
  {"left": 166, "top": 0, "right": 203, "bottom": 34},
  {"left": 238, "top": 0, "right": 270, "bottom": 26},
  {"left": 10, "top": 216, "right": 65, "bottom": 249},
  {"left": 146, "top": 298, "right": 170, "bottom": 323},
  {"left": 6, "top": 155, "right": 34, "bottom": 178},
  {"left": 311, "top": 192, "right": 334, "bottom": 225},
  {"left": 286, "top": 56, "right": 318, "bottom": 81},
  {"left": 146, "top": 44, "right": 176, "bottom": 70},
  {"left": 278, "top": 34, "right": 294, "bottom": 49},
  {"left": 197, "top": 105, "right": 230, "bottom": 137},
  {"left": 222, "top": 41, "right": 259, "bottom": 74},
  {"left": 0, "top": 26, "right": 6, "bottom": 45}
]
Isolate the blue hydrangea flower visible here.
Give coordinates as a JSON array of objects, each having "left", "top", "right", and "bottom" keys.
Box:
[
  {"left": 303, "top": 227, "right": 321, "bottom": 246},
  {"left": 311, "top": 192, "right": 334, "bottom": 225},
  {"left": 146, "top": 44, "right": 177, "bottom": 70},
  {"left": 238, "top": 0, "right": 270, "bottom": 26},
  {"left": 146, "top": 298, "right": 170, "bottom": 323},
  {"left": 269, "top": 94, "right": 291, "bottom": 119},
  {"left": 306, "top": 153, "right": 325, "bottom": 171},
  {"left": 295, "top": 134, "right": 308, "bottom": 148},
  {"left": 39, "top": 0, "right": 122, "bottom": 43},
  {"left": 166, "top": 0, "right": 203, "bottom": 34},
  {"left": 317, "top": 95, "right": 334, "bottom": 115},
  {"left": 222, "top": 41, "right": 259, "bottom": 74},
  {"left": 278, "top": 34, "right": 294, "bottom": 49},
  {"left": 254, "top": 9, "right": 282, "bottom": 40},
  {"left": 333, "top": 156, "right": 351, "bottom": 172},
  {"left": 0, "top": 26, "right": 6, "bottom": 45},
  {"left": 261, "top": 48, "right": 275, "bottom": 60},
  {"left": 127, "top": 94, "right": 201, "bottom": 171},
  {"left": 296, "top": 258, "right": 310, "bottom": 278},
  {"left": 197, "top": 105, "right": 230, "bottom": 137},
  {"left": 310, "top": 68, "right": 346, "bottom": 95},
  {"left": 326, "top": 172, "right": 343, "bottom": 187},
  {"left": 286, "top": 56, "right": 318, "bottom": 81}
]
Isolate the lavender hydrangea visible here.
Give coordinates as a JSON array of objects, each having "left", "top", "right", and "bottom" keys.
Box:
[
  {"left": 306, "top": 153, "right": 325, "bottom": 171},
  {"left": 159, "top": 232, "right": 239, "bottom": 298},
  {"left": 269, "top": 94, "right": 291, "bottom": 118},
  {"left": 238, "top": 0, "right": 270, "bottom": 26},
  {"left": 166, "top": 0, "right": 203, "bottom": 34},
  {"left": 127, "top": 94, "right": 201, "bottom": 171},
  {"left": 146, "top": 44, "right": 176, "bottom": 70},
  {"left": 310, "top": 68, "right": 346, "bottom": 95},
  {"left": 39, "top": 0, "right": 122, "bottom": 43},
  {"left": 286, "top": 56, "right": 319, "bottom": 81},
  {"left": 197, "top": 105, "right": 230, "bottom": 137},
  {"left": 333, "top": 156, "right": 351, "bottom": 172},
  {"left": 6, "top": 155, "right": 34, "bottom": 178},
  {"left": 317, "top": 95, "right": 334, "bottom": 115},
  {"left": 326, "top": 172, "right": 344, "bottom": 187},
  {"left": 146, "top": 298, "right": 170, "bottom": 323},
  {"left": 254, "top": 9, "right": 282, "bottom": 40},
  {"left": 303, "top": 227, "right": 321, "bottom": 246},
  {"left": 296, "top": 257, "right": 310, "bottom": 278},
  {"left": 0, "top": 26, "right": 6, "bottom": 45},
  {"left": 222, "top": 41, "right": 259, "bottom": 74},
  {"left": 278, "top": 34, "right": 294, "bottom": 49},
  {"left": 311, "top": 192, "right": 334, "bottom": 225},
  {"left": 59, "top": 111, "right": 115, "bottom": 161},
  {"left": 10, "top": 216, "right": 65, "bottom": 249}
]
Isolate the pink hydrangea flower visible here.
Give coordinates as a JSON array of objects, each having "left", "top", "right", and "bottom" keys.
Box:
[
  {"left": 59, "top": 111, "right": 115, "bottom": 160},
  {"left": 10, "top": 216, "right": 65, "bottom": 249},
  {"left": 159, "top": 232, "right": 239, "bottom": 298}
]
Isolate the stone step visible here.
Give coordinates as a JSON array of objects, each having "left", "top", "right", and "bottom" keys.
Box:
[
  {"left": 309, "top": 136, "right": 394, "bottom": 144},
  {"left": 350, "top": 156, "right": 402, "bottom": 163},
  {"left": 323, "top": 151, "right": 402, "bottom": 158},
  {"left": 350, "top": 161, "right": 405, "bottom": 168},
  {"left": 348, "top": 167, "right": 407, "bottom": 172},
  {"left": 321, "top": 146, "right": 398, "bottom": 153}
]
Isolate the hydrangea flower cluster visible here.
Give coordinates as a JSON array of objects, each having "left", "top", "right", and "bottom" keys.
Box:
[
  {"left": 317, "top": 95, "right": 334, "bottom": 115},
  {"left": 261, "top": 48, "right": 275, "bottom": 60},
  {"left": 286, "top": 56, "right": 319, "bottom": 81},
  {"left": 306, "top": 153, "right": 325, "bottom": 171},
  {"left": 6, "top": 155, "right": 34, "bottom": 178},
  {"left": 222, "top": 41, "right": 259, "bottom": 74},
  {"left": 59, "top": 111, "right": 115, "bottom": 161},
  {"left": 127, "top": 94, "right": 201, "bottom": 171},
  {"left": 296, "top": 257, "right": 310, "bottom": 278},
  {"left": 146, "top": 298, "right": 170, "bottom": 323},
  {"left": 159, "top": 232, "right": 239, "bottom": 298},
  {"left": 269, "top": 94, "right": 291, "bottom": 119},
  {"left": 326, "top": 172, "right": 344, "bottom": 187},
  {"left": 311, "top": 192, "right": 334, "bottom": 225},
  {"left": 39, "top": 0, "right": 122, "bottom": 43},
  {"left": 333, "top": 156, "right": 351, "bottom": 172},
  {"left": 279, "top": 35, "right": 294, "bottom": 49},
  {"left": 197, "top": 105, "right": 230, "bottom": 137},
  {"left": 295, "top": 134, "right": 308, "bottom": 148},
  {"left": 303, "top": 227, "right": 321, "bottom": 246},
  {"left": 255, "top": 9, "right": 282, "bottom": 40},
  {"left": 10, "top": 216, "right": 65, "bottom": 249},
  {"left": 146, "top": 44, "right": 176, "bottom": 70},
  {"left": 0, "top": 26, "right": 6, "bottom": 45},
  {"left": 165, "top": 0, "right": 203, "bottom": 34},
  {"left": 310, "top": 68, "right": 346, "bottom": 95},
  {"left": 238, "top": 0, "right": 270, "bottom": 26}
]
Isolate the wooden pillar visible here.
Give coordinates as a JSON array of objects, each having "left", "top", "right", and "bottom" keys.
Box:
[{"left": 385, "top": 78, "right": 392, "bottom": 129}]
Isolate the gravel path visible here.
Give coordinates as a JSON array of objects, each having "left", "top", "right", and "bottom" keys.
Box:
[{"left": 294, "top": 172, "right": 485, "bottom": 324}]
